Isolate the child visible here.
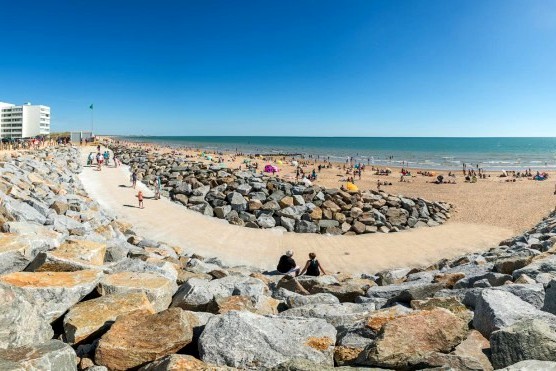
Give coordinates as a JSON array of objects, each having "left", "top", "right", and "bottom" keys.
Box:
[{"left": 137, "top": 191, "right": 144, "bottom": 209}]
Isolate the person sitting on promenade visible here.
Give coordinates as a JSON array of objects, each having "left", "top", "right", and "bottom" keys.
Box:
[
  {"left": 300, "top": 252, "right": 327, "bottom": 276},
  {"left": 276, "top": 250, "right": 300, "bottom": 276}
]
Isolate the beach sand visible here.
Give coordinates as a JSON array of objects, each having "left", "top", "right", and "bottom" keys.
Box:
[
  {"left": 79, "top": 144, "right": 527, "bottom": 274},
  {"left": 102, "top": 139, "right": 556, "bottom": 234}
]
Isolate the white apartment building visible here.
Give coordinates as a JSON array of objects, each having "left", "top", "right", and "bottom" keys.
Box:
[{"left": 0, "top": 102, "right": 51, "bottom": 138}]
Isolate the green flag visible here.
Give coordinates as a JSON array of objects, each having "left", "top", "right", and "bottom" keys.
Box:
[{"left": 89, "top": 104, "right": 93, "bottom": 110}]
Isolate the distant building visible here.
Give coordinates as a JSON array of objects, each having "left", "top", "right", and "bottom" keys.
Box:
[
  {"left": 70, "top": 131, "right": 94, "bottom": 143},
  {"left": 0, "top": 102, "right": 51, "bottom": 138}
]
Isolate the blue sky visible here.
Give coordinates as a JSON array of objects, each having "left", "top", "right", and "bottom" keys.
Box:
[{"left": 1, "top": 0, "right": 555, "bottom": 136}]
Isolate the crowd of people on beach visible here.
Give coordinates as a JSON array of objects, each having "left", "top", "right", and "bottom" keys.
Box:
[{"left": 96, "top": 137, "right": 556, "bottom": 214}]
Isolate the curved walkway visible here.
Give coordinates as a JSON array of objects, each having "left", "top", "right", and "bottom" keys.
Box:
[{"left": 78, "top": 148, "right": 513, "bottom": 274}]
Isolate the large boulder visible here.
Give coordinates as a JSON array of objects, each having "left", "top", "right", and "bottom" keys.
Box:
[
  {"left": 0, "top": 270, "right": 102, "bottom": 321},
  {"left": 0, "top": 227, "right": 62, "bottom": 275},
  {"left": 213, "top": 295, "right": 279, "bottom": 315},
  {"left": 171, "top": 276, "right": 266, "bottom": 312},
  {"left": 26, "top": 239, "right": 106, "bottom": 272},
  {"left": 286, "top": 293, "right": 340, "bottom": 308},
  {"left": 98, "top": 271, "right": 177, "bottom": 312},
  {"left": 108, "top": 258, "right": 179, "bottom": 281},
  {"left": 227, "top": 192, "right": 247, "bottom": 212},
  {"left": 499, "top": 360, "right": 556, "bottom": 370},
  {"left": 280, "top": 303, "right": 375, "bottom": 328},
  {"left": 63, "top": 292, "right": 155, "bottom": 344},
  {"left": 512, "top": 254, "right": 556, "bottom": 280},
  {"left": 276, "top": 276, "right": 310, "bottom": 295},
  {"left": 296, "top": 275, "right": 339, "bottom": 292},
  {"left": 490, "top": 318, "right": 556, "bottom": 369},
  {"left": 494, "top": 256, "right": 534, "bottom": 275},
  {"left": 473, "top": 289, "right": 556, "bottom": 337},
  {"left": 270, "top": 358, "right": 370, "bottom": 370},
  {"left": 454, "top": 330, "right": 493, "bottom": 371},
  {"left": 0, "top": 340, "right": 76, "bottom": 371},
  {"left": 463, "top": 284, "right": 545, "bottom": 309},
  {"left": 3, "top": 198, "right": 47, "bottom": 225},
  {"left": 171, "top": 278, "right": 228, "bottom": 312},
  {"left": 334, "top": 305, "right": 411, "bottom": 366},
  {"left": 95, "top": 308, "right": 196, "bottom": 370},
  {"left": 199, "top": 311, "right": 336, "bottom": 369},
  {"left": 357, "top": 308, "right": 467, "bottom": 369},
  {"left": 139, "top": 354, "right": 226, "bottom": 371},
  {"left": 0, "top": 234, "right": 37, "bottom": 275},
  {"left": 310, "top": 282, "right": 365, "bottom": 303},
  {"left": 0, "top": 285, "right": 53, "bottom": 349},
  {"left": 542, "top": 279, "right": 556, "bottom": 314}
]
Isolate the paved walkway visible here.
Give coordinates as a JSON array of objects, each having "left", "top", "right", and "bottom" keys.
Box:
[{"left": 78, "top": 148, "right": 513, "bottom": 274}]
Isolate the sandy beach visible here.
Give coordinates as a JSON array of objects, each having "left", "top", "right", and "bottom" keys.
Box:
[
  {"left": 79, "top": 143, "right": 525, "bottom": 274},
  {"left": 102, "top": 139, "right": 556, "bottom": 234}
]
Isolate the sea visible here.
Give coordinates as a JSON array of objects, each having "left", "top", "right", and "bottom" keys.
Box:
[{"left": 118, "top": 136, "right": 556, "bottom": 171}]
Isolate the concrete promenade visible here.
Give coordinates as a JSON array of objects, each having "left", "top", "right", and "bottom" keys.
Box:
[{"left": 78, "top": 148, "right": 513, "bottom": 274}]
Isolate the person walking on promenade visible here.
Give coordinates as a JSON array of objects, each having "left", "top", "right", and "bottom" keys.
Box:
[
  {"left": 96, "top": 152, "right": 102, "bottom": 171},
  {"left": 136, "top": 190, "right": 144, "bottom": 209},
  {"left": 155, "top": 176, "right": 162, "bottom": 200},
  {"left": 276, "top": 250, "right": 300, "bottom": 276},
  {"left": 131, "top": 171, "right": 137, "bottom": 189},
  {"left": 300, "top": 252, "right": 327, "bottom": 276}
]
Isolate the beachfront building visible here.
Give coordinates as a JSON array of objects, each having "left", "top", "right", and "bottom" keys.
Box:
[{"left": 0, "top": 102, "right": 51, "bottom": 139}]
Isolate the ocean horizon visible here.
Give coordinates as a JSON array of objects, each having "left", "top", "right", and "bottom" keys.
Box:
[{"left": 116, "top": 136, "right": 556, "bottom": 171}]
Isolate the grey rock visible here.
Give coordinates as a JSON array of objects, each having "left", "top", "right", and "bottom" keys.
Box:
[
  {"left": 270, "top": 358, "right": 372, "bottom": 370},
  {"left": 171, "top": 276, "right": 265, "bottom": 312},
  {"left": 453, "top": 272, "right": 513, "bottom": 289},
  {"left": 491, "top": 318, "right": 556, "bottom": 369},
  {"left": 108, "top": 258, "right": 178, "bottom": 281},
  {"left": 104, "top": 240, "right": 131, "bottom": 263},
  {"left": 499, "top": 360, "right": 556, "bottom": 370},
  {"left": 0, "top": 270, "right": 103, "bottom": 322},
  {"left": 214, "top": 205, "right": 232, "bottom": 219},
  {"left": 513, "top": 255, "right": 556, "bottom": 280},
  {"left": 280, "top": 303, "right": 375, "bottom": 328},
  {"left": 189, "top": 202, "right": 214, "bottom": 217},
  {"left": 294, "top": 220, "right": 318, "bottom": 233},
  {"left": 542, "top": 279, "right": 556, "bottom": 315},
  {"left": 227, "top": 192, "right": 247, "bottom": 212},
  {"left": 366, "top": 280, "right": 423, "bottom": 301},
  {"left": 199, "top": 311, "right": 336, "bottom": 369},
  {"left": 280, "top": 216, "right": 296, "bottom": 232},
  {"left": 473, "top": 289, "right": 556, "bottom": 337},
  {"left": 0, "top": 285, "right": 53, "bottom": 349},
  {"left": 296, "top": 275, "right": 339, "bottom": 291},
  {"left": 257, "top": 214, "right": 276, "bottom": 228},
  {"left": 4, "top": 198, "right": 47, "bottom": 225},
  {"left": 98, "top": 271, "right": 177, "bottom": 312},
  {"left": 0, "top": 340, "right": 76, "bottom": 371},
  {"left": 464, "top": 284, "right": 545, "bottom": 309},
  {"left": 286, "top": 293, "right": 340, "bottom": 308}
]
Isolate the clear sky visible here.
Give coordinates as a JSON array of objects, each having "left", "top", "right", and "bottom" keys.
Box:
[{"left": 1, "top": 0, "right": 555, "bottom": 136}]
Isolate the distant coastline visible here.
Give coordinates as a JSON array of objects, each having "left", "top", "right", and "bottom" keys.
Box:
[{"left": 113, "top": 136, "right": 556, "bottom": 171}]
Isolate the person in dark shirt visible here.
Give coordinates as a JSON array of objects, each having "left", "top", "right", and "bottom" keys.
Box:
[
  {"left": 300, "top": 252, "right": 327, "bottom": 276},
  {"left": 277, "top": 250, "right": 300, "bottom": 276}
]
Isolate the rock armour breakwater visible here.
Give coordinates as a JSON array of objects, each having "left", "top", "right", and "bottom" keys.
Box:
[
  {"left": 111, "top": 145, "right": 452, "bottom": 235},
  {"left": 1, "top": 146, "right": 556, "bottom": 370}
]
